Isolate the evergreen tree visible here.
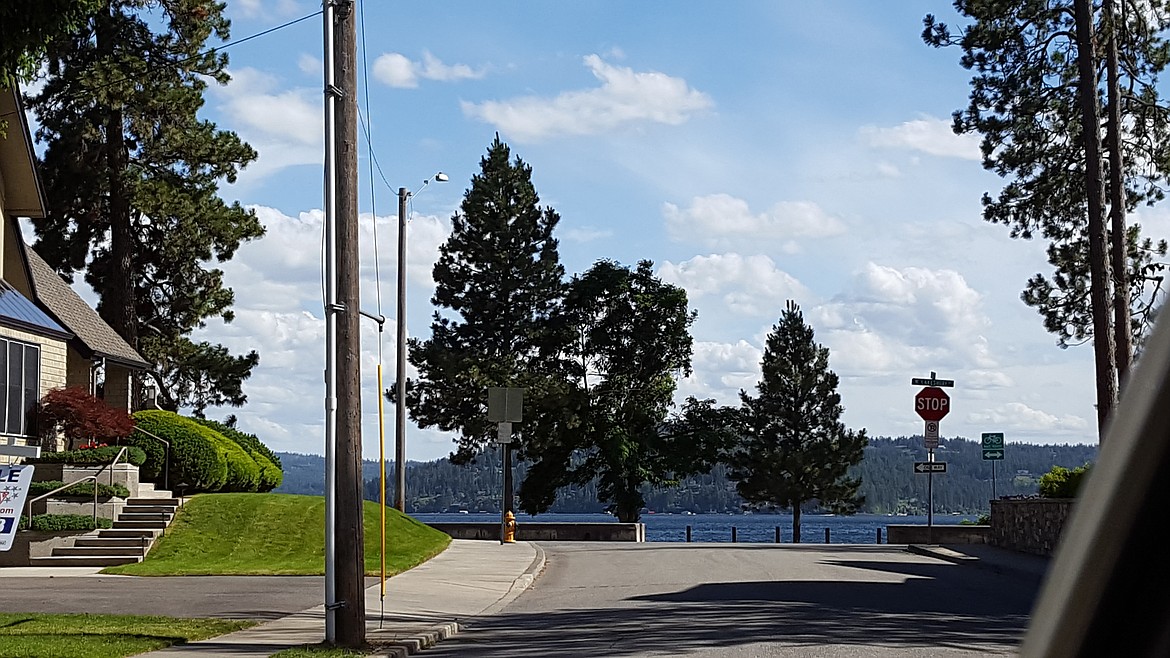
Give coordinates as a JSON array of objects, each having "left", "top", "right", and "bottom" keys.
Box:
[
  {"left": 27, "top": 0, "right": 264, "bottom": 412},
  {"left": 518, "top": 260, "right": 730, "bottom": 522},
  {"left": 924, "top": 0, "right": 1170, "bottom": 433},
  {"left": 407, "top": 136, "right": 570, "bottom": 463},
  {"left": 0, "top": 0, "right": 100, "bottom": 88},
  {"left": 730, "top": 301, "right": 867, "bottom": 543}
]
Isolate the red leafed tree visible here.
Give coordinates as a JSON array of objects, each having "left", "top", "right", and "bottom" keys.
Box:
[{"left": 38, "top": 387, "right": 135, "bottom": 450}]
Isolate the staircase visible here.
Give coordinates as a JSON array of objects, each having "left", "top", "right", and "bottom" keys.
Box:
[{"left": 30, "top": 487, "right": 181, "bottom": 567}]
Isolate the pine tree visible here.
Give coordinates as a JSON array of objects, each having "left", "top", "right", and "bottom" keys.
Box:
[
  {"left": 407, "top": 136, "right": 569, "bottom": 462},
  {"left": 0, "top": 0, "right": 100, "bottom": 88},
  {"left": 924, "top": 0, "right": 1170, "bottom": 434},
  {"left": 27, "top": 0, "right": 264, "bottom": 412},
  {"left": 730, "top": 301, "right": 867, "bottom": 543}
]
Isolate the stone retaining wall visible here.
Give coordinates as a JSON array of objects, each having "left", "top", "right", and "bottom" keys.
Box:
[
  {"left": 0, "top": 530, "right": 91, "bottom": 566},
  {"left": 991, "top": 498, "right": 1074, "bottom": 556},
  {"left": 428, "top": 522, "right": 645, "bottom": 542}
]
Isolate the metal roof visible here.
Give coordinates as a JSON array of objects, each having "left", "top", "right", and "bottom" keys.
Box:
[{"left": 0, "top": 278, "right": 70, "bottom": 339}]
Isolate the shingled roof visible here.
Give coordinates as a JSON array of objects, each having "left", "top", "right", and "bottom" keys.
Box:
[{"left": 23, "top": 246, "right": 150, "bottom": 369}]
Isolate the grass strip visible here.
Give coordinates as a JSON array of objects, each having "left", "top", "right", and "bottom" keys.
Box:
[
  {"left": 0, "top": 612, "right": 253, "bottom": 658},
  {"left": 102, "top": 492, "right": 451, "bottom": 576}
]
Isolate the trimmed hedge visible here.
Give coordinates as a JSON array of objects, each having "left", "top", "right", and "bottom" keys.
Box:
[
  {"left": 17, "top": 514, "right": 114, "bottom": 531},
  {"left": 132, "top": 410, "right": 227, "bottom": 493},
  {"left": 193, "top": 419, "right": 283, "bottom": 491},
  {"left": 205, "top": 429, "right": 261, "bottom": 493},
  {"left": 28, "top": 480, "right": 130, "bottom": 499},
  {"left": 30, "top": 445, "right": 146, "bottom": 466}
]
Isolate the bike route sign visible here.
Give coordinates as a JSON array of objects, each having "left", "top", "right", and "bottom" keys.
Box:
[{"left": 982, "top": 432, "right": 1005, "bottom": 461}]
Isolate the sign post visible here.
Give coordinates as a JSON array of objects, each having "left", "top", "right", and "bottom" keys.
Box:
[
  {"left": 982, "top": 432, "right": 1005, "bottom": 501},
  {"left": 488, "top": 387, "right": 524, "bottom": 544},
  {"left": 912, "top": 372, "right": 953, "bottom": 543},
  {"left": 0, "top": 464, "right": 35, "bottom": 552}
]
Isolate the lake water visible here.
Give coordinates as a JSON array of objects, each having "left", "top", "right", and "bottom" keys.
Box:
[{"left": 411, "top": 512, "right": 977, "bottom": 544}]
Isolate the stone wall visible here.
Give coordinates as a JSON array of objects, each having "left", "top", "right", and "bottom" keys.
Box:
[
  {"left": 0, "top": 530, "right": 90, "bottom": 566},
  {"left": 991, "top": 498, "right": 1074, "bottom": 556},
  {"left": 429, "top": 522, "right": 645, "bottom": 542}
]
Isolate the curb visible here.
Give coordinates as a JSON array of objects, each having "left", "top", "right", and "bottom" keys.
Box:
[
  {"left": 370, "top": 621, "right": 461, "bottom": 657},
  {"left": 483, "top": 542, "right": 546, "bottom": 615},
  {"left": 907, "top": 544, "right": 978, "bottom": 565},
  {"left": 907, "top": 544, "right": 1048, "bottom": 583}
]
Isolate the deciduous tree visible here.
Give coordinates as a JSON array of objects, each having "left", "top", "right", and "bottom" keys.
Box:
[
  {"left": 729, "top": 301, "right": 867, "bottom": 543},
  {"left": 519, "top": 260, "right": 732, "bottom": 522}
]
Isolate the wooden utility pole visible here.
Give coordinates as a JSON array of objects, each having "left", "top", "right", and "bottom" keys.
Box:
[{"left": 332, "top": 0, "right": 366, "bottom": 647}]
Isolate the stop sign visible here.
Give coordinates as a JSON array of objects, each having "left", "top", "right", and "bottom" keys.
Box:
[{"left": 915, "top": 387, "right": 950, "bottom": 421}]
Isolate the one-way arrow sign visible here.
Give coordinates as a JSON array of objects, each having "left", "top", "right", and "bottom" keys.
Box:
[{"left": 914, "top": 461, "right": 947, "bottom": 473}]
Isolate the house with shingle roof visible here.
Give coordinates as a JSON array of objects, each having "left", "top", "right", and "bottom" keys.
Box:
[{"left": 0, "top": 86, "right": 150, "bottom": 460}]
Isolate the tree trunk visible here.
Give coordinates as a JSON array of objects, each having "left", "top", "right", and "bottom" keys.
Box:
[
  {"left": 1104, "top": 0, "right": 1133, "bottom": 386},
  {"left": 1075, "top": 0, "right": 1119, "bottom": 440},
  {"left": 97, "top": 2, "right": 137, "bottom": 351},
  {"left": 792, "top": 505, "right": 802, "bottom": 544}
]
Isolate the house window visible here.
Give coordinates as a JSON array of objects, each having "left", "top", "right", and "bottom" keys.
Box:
[{"left": 0, "top": 338, "right": 40, "bottom": 437}]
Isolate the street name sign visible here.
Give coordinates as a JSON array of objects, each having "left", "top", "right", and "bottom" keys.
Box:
[
  {"left": 0, "top": 464, "right": 35, "bottom": 552},
  {"left": 914, "top": 462, "right": 947, "bottom": 473},
  {"left": 911, "top": 377, "right": 955, "bottom": 388},
  {"left": 915, "top": 387, "right": 951, "bottom": 422}
]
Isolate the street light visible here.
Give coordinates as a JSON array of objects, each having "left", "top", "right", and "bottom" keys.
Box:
[{"left": 395, "top": 172, "right": 447, "bottom": 511}]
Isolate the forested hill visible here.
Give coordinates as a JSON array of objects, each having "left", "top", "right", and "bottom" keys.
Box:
[{"left": 274, "top": 436, "right": 1097, "bottom": 515}]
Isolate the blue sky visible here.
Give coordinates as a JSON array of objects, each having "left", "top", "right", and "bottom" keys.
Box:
[{"left": 98, "top": 0, "right": 1163, "bottom": 461}]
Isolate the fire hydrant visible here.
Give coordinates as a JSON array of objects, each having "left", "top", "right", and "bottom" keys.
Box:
[{"left": 502, "top": 511, "right": 517, "bottom": 543}]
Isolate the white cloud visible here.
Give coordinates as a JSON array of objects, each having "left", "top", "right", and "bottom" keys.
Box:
[
  {"left": 297, "top": 54, "right": 321, "bottom": 77},
  {"left": 373, "top": 51, "right": 485, "bottom": 88},
  {"left": 814, "top": 263, "right": 995, "bottom": 376},
  {"left": 658, "top": 253, "right": 810, "bottom": 317},
  {"left": 208, "top": 67, "right": 321, "bottom": 180},
  {"left": 967, "top": 402, "right": 1089, "bottom": 433},
  {"left": 234, "top": 0, "right": 301, "bottom": 20},
  {"left": 462, "top": 54, "right": 712, "bottom": 142},
  {"left": 662, "top": 194, "right": 846, "bottom": 248},
  {"left": 676, "top": 340, "right": 763, "bottom": 404},
  {"left": 861, "top": 115, "right": 982, "bottom": 161},
  {"left": 195, "top": 204, "right": 454, "bottom": 458},
  {"left": 563, "top": 226, "right": 614, "bottom": 242}
]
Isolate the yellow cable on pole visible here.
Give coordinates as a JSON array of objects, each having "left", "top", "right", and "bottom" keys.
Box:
[{"left": 378, "top": 363, "right": 386, "bottom": 602}]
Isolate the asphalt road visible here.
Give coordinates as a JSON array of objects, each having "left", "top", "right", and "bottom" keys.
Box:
[
  {"left": 0, "top": 576, "right": 380, "bottom": 621},
  {"left": 425, "top": 543, "right": 1039, "bottom": 658}
]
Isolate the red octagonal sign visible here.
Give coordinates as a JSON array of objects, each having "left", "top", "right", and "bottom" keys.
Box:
[{"left": 915, "top": 387, "right": 950, "bottom": 422}]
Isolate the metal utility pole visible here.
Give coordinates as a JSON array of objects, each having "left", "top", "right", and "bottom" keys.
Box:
[
  {"left": 329, "top": 0, "right": 366, "bottom": 647},
  {"left": 395, "top": 187, "right": 408, "bottom": 512},
  {"left": 320, "top": 0, "right": 339, "bottom": 644}
]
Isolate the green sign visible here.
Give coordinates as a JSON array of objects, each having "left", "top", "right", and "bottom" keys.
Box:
[{"left": 982, "top": 433, "right": 1004, "bottom": 460}]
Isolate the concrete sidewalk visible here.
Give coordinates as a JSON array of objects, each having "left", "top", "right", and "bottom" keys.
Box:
[
  {"left": 136, "top": 539, "right": 544, "bottom": 658},
  {"left": 908, "top": 542, "right": 1051, "bottom": 583}
]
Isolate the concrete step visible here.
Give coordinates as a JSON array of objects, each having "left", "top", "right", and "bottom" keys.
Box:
[
  {"left": 113, "top": 520, "right": 169, "bottom": 529},
  {"left": 127, "top": 497, "right": 179, "bottom": 506},
  {"left": 98, "top": 528, "right": 160, "bottom": 539},
  {"left": 74, "top": 537, "right": 152, "bottom": 548},
  {"left": 29, "top": 555, "right": 142, "bottom": 567},
  {"left": 117, "top": 512, "right": 172, "bottom": 522},
  {"left": 119, "top": 505, "right": 176, "bottom": 515},
  {"left": 54, "top": 545, "right": 146, "bottom": 557}
]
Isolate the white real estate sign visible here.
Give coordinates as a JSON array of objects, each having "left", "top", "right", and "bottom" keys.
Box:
[{"left": 0, "top": 464, "right": 35, "bottom": 552}]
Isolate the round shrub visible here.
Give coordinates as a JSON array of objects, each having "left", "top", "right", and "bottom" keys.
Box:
[
  {"left": 1039, "top": 464, "right": 1092, "bottom": 498},
  {"left": 132, "top": 410, "right": 227, "bottom": 493},
  {"left": 200, "top": 425, "right": 262, "bottom": 493},
  {"left": 18, "top": 514, "right": 114, "bottom": 531},
  {"left": 193, "top": 418, "right": 283, "bottom": 491}
]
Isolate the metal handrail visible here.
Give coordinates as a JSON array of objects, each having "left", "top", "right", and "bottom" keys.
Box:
[
  {"left": 23, "top": 475, "right": 101, "bottom": 529},
  {"left": 131, "top": 427, "right": 170, "bottom": 491},
  {"left": 102, "top": 445, "right": 130, "bottom": 489}
]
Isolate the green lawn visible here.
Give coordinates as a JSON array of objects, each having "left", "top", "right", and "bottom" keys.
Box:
[
  {"left": 0, "top": 613, "right": 253, "bottom": 658},
  {"left": 102, "top": 493, "right": 451, "bottom": 576}
]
